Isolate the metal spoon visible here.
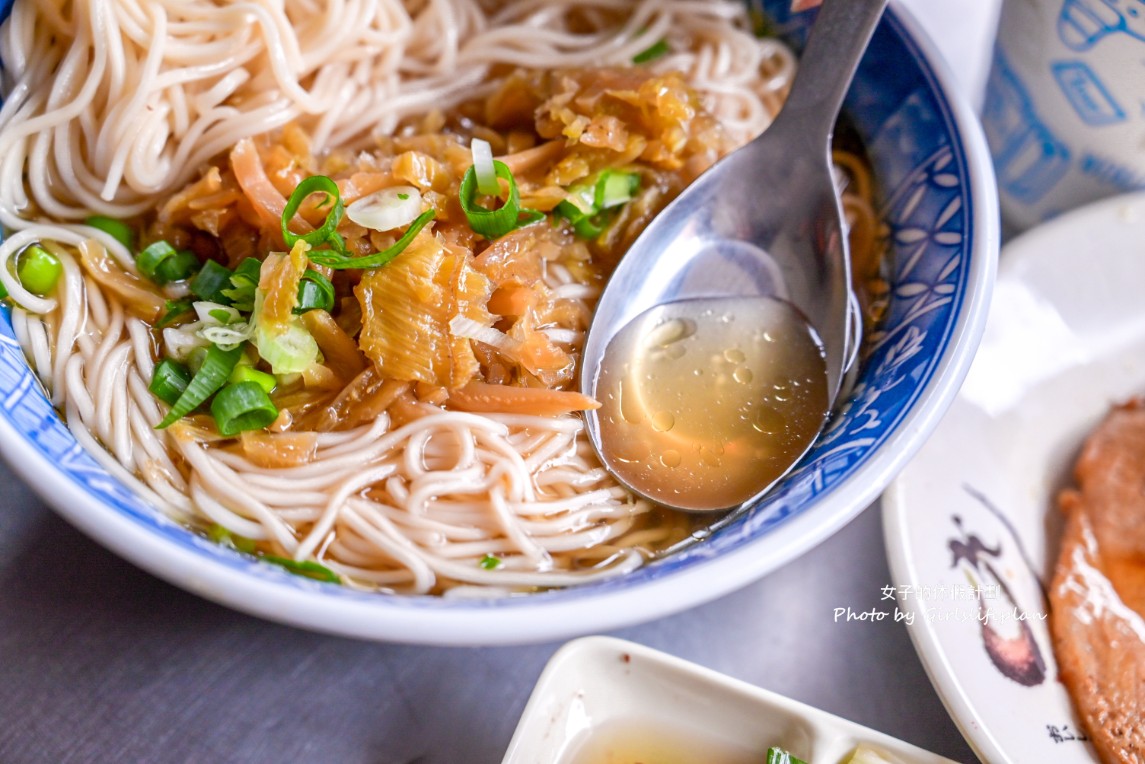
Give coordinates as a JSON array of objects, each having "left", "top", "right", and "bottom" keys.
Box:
[{"left": 580, "top": 0, "right": 888, "bottom": 512}]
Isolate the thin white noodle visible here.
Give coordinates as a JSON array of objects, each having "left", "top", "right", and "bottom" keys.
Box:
[{"left": 0, "top": 0, "right": 785, "bottom": 224}]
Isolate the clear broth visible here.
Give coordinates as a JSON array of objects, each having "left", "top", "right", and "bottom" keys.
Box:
[{"left": 595, "top": 297, "right": 829, "bottom": 510}]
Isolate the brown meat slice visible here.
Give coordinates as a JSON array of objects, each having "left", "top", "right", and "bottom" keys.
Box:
[{"left": 1051, "top": 401, "right": 1145, "bottom": 763}]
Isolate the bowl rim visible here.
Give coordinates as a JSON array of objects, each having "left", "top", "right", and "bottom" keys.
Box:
[{"left": 0, "top": 0, "right": 999, "bottom": 645}]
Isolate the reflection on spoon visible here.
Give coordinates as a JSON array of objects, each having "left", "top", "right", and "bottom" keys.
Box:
[{"left": 592, "top": 296, "right": 829, "bottom": 512}]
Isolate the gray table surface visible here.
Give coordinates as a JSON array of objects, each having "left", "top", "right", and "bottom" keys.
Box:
[{"left": 0, "top": 451, "right": 977, "bottom": 763}]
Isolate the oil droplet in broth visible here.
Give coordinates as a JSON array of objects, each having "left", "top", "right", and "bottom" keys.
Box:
[
  {"left": 752, "top": 404, "right": 786, "bottom": 435},
  {"left": 617, "top": 375, "right": 644, "bottom": 425},
  {"left": 594, "top": 296, "right": 829, "bottom": 510}
]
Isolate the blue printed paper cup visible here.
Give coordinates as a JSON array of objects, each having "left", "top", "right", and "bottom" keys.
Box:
[{"left": 983, "top": 0, "right": 1145, "bottom": 230}]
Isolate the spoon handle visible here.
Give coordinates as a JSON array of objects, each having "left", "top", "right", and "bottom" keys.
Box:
[{"left": 771, "top": 0, "right": 888, "bottom": 141}]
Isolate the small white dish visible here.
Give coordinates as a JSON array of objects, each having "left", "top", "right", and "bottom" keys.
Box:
[
  {"left": 882, "top": 192, "right": 1145, "bottom": 763},
  {"left": 502, "top": 636, "right": 960, "bottom": 763}
]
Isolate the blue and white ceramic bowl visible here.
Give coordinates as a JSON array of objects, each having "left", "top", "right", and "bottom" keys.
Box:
[{"left": 0, "top": 0, "right": 997, "bottom": 645}]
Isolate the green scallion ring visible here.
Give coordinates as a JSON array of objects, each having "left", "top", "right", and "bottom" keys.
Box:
[
  {"left": 230, "top": 257, "right": 262, "bottom": 286},
  {"left": 137, "top": 241, "right": 177, "bottom": 282},
  {"left": 221, "top": 257, "right": 263, "bottom": 310},
  {"left": 153, "top": 249, "right": 200, "bottom": 285},
  {"left": 632, "top": 38, "right": 669, "bottom": 64},
  {"left": 209, "top": 524, "right": 258, "bottom": 555},
  {"left": 281, "top": 175, "right": 344, "bottom": 249},
  {"left": 594, "top": 169, "right": 641, "bottom": 210},
  {"left": 16, "top": 245, "right": 62, "bottom": 296},
  {"left": 148, "top": 358, "right": 193, "bottom": 407},
  {"left": 294, "top": 269, "right": 335, "bottom": 314},
  {"left": 210, "top": 381, "right": 279, "bottom": 436},
  {"left": 307, "top": 209, "right": 435, "bottom": 270},
  {"left": 260, "top": 555, "right": 340, "bottom": 583},
  {"left": 155, "top": 298, "right": 195, "bottom": 329},
  {"left": 84, "top": 215, "right": 136, "bottom": 251},
  {"left": 156, "top": 344, "right": 244, "bottom": 429},
  {"left": 190, "top": 260, "right": 235, "bottom": 303},
  {"left": 228, "top": 365, "right": 277, "bottom": 394},
  {"left": 572, "top": 215, "right": 607, "bottom": 239},
  {"left": 459, "top": 160, "right": 525, "bottom": 240}
]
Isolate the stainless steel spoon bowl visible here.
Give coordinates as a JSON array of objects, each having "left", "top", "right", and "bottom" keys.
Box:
[{"left": 580, "top": 0, "right": 888, "bottom": 511}]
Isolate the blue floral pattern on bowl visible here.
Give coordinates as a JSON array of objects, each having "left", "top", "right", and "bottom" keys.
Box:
[{"left": 0, "top": 0, "right": 990, "bottom": 626}]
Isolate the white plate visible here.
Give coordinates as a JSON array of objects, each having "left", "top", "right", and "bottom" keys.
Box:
[
  {"left": 883, "top": 192, "right": 1145, "bottom": 763},
  {"left": 501, "top": 636, "right": 960, "bottom": 763}
]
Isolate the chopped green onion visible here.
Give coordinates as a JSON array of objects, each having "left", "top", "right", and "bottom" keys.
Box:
[
  {"left": 471, "top": 138, "right": 500, "bottom": 196},
  {"left": 229, "top": 365, "right": 276, "bottom": 394},
  {"left": 211, "top": 381, "right": 278, "bottom": 436},
  {"left": 556, "top": 194, "right": 607, "bottom": 239},
  {"left": 253, "top": 318, "right": 320, "bottom": 374},
  {"left": 556, "top": 170, "right": 641, "bottom": 240},
  {"left": 571, "top": 214, "right": 607, "bottom": 239},
  {"left": 232, "top": 257, "right": 262, "bottom": 284},
  {"left": 281, "top": 175, "right": 344, "bottom": 249},
  {"left": 186, "top": 345, "right": 209, "bottom": 373},
  {"left": 16, "top": 245, "right": 62, "bottom": 296},
  {"left": 766, "top": 748, "right": 808, "bottom": 764},
  {"left": 294, "top": 269, "right": 335, "bottom": 314},
  {"left": 208, "top": 524, "right": 257, "bottom": 555},
  {"left": 138, "top": 241, "right": 199, "bottom": 285},
  {"left": 84, "top": 215, "right": 136, "bottom": 251},
  {"left": 155, "top": 250, "right": 199, "bottom": 284},
  {"left": 163, "top": 325, "right": 209, "bottom": 365},
  {"left": 156, "top": 343, "right": 244, "bottom": 429},
  {"left": 560, "top": 184, "right": 597, "bottom": 217},
  {"left": 308, "top": 209, "right": 435, "bottom": 270},
  {"left": 190, "top": 260, "right": 234, "bottom": 303},
  {"left": 208, "top": 308, "right": 233, "bottom": 324},
  {"left": 200, "top": 322, "right": 254, "bottom": 352},
  {"left": 0, "top": 279, "right": 8, "bottom": 300},
  {"left": 633, "top": 38, "right": 669, "bottom": 64},
  {"left": 222, "top": 257, "right": 262, "bottom": 311},
  {"left": 137, "top": 241, "right": 176, "bottom": 281},
  {"left": 346, "top": 186, "right": 423, "bottom": 232},
  {"left": 479, "top": 554, "right": 502, "bottom": 570},
  {"left": 260, "top": 555, "right": 340, "bottom": 583},
  {"left": 460, "top": 160, "right": 533, "bottom": 240},
  {"left": 148, "top": 358, "right": 193, "bottom": 407},
  {"left": 555, "top": 199, "right": 590, "bottom": 222},
  {"left": 156, "top": 298, "right": 195, "bottom": 328},
  {"left": 195, "top": 301, "right": 243, "bottom": 324},
  {"left": 594, "top": 169, "right": 641, "bottom": 209}
]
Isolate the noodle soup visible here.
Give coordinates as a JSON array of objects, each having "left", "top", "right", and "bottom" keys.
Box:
[{"left": 0, "top": 0, "right": 885, "bottom": 596}]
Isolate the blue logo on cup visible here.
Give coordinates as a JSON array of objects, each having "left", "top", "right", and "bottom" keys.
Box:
[
  {"left": 1051, "top": 60, "right": 1127, "bottom": 124},
  {"left": 1058, "top": 0, "right": 1145, "bottom": 50},
  {"left": 982, "top": 52, "right": 1071, "bottom": 204}
]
